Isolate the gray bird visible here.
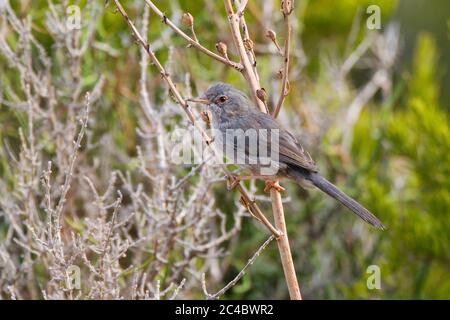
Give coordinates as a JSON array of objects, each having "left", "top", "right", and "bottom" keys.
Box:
[{"left": 190, "top": 82, "right": 385, "bottom": 229}]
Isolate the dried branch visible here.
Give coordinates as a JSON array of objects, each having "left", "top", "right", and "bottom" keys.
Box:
[
  {"left": 202, "top": 234, "right": 275, "bottom": 299},
  {"left": 144, "top": 0, "right": 243, "bottom": 71},
  {"left": 53, "top": 93, "right": 90, "bottom": 253},
  {"left": 236, "top": 0, "right": 260, "bottom": 84},
  {"left": 223, "top": 0, "right": 266, "bottom": 113},
  {"left": 273, "top": 1, "right": 293, "bottom": 118}
]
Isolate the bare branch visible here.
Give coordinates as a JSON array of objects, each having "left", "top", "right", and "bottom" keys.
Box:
[
  {"left": 272, "top": 0, "right": 293, "bottom": 118},
  {"left": 223, "top": 0, "right": 266, "bottom": 112},
  {"left": 202, "top": 235, "right": 275, "bottom": 299},
  {"left": 144, "top": 0, "right": 243, "bottom": 71}
]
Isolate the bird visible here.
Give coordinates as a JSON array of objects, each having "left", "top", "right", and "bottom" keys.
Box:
[{"left": 189, "top": 82, "right": 385, "bottom": 229}]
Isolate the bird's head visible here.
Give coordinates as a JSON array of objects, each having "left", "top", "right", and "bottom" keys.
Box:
[{"left": 189, "top": 82, "right": 252, "bottom": 120}]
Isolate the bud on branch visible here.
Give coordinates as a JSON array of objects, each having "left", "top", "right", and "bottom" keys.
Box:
[
  {"left": 181, "top": 13, "right": 193, "bottom": 27},
  {"left": 265, "top": 29, "right": 283, "bottom": 55},
  {"left": 215, "top": 42, "right": 229, "bottom": 61},
  {"left": 281, "top": 0, "right": 294, "bottom": 16},
  {"left": 181, "top": 12, "right": 198, "bottom": 43}
]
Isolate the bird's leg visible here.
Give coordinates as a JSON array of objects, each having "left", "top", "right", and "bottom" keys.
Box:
[{"left": 264, "top": 180, "right": 285, "bottom": 193}]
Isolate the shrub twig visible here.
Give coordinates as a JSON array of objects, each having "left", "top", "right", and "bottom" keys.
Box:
[
  {"left": 144, "top": 0, "right": 243, "bottom": 71},
  {"left": 202, "top": 234, "right": 275, "bottom": 299}
]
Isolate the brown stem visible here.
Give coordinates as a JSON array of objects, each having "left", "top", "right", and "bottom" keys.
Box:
[
  {"left": 225, "top": 0, "right": 301, "bottom": 300},
  {"left": 270, "top": 189, "right": 302, "bottom": 299},
  {"left": 144, "top": 0, "right": 243, "bottom": 71},
  {"left": 236, "top": 0, "right": 260, "bottom": 84},
  {"left": 223, "top": 0, "right": 266, "bottom": 113},
  {"left": 190, "top": 25, "right": 199, "bottom": 43},
  {"left": 272, "top": 6, "right": 292, "bottom": 118}
]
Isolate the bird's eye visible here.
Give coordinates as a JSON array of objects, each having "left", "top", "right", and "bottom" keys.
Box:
[{"left": 217, "top": 95, "right": 228, "bottom": 104}]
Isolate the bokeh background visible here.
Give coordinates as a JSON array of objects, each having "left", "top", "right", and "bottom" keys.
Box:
[{"left": 0, "top": 0, "right": 449, "bottom": 299}]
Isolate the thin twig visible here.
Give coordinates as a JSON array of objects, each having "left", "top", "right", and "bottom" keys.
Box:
[
  {"left": 266, "top": 29, "right": 284, "bottom": 56},
  {"left": 144, "top": 0, "right": 243, "bottom": 71},
  {"left": 202, "top": 234, "right": 275, "bottom": 299},
  {"left": 236, "top": 0, "right": 249, "bottom": 16},
  {"left": 273, "top": 1, "right": 293, "bottom": 118},
  {"left": 169, "top": 278, "right": 186, "bottom": 300},
  {"left": 53, "top": 93, "right": 90, "bottom": 250}
]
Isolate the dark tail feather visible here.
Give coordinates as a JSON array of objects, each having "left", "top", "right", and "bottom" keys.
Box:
[{"left": 302, "top": 172, "right": 385, "bottom": 229}]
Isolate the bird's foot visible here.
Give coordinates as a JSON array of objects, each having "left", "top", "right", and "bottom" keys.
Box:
[{"left": 264, "top": 180, "right": 285, "bottom": 193}]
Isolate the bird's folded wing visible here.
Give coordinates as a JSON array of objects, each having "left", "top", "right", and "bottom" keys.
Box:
[
  {"left": 278, "top": 129, "right": 318, "bottom": 172},
  {"left": 231, "top": 112, "right": 318, "bottom": 172}
]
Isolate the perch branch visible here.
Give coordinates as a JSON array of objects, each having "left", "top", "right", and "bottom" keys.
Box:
[
  {"left": 224, "top": 0, "right": 302, "bottom": 300},
  {"left": 270, "top": 188, "right": 302, "bottom": 299}
]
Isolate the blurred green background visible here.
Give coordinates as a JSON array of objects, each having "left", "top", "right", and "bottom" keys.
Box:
[{"left": 0, "top": 0, "right": 449, "bottom": 299}]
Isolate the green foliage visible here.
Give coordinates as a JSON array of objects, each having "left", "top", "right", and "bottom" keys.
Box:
[
  {"left": 347, "top": 33, "right": 450, "bottom": 299},
  {"left": 304, "top": 0, "right": 397, "bottom": 36}
]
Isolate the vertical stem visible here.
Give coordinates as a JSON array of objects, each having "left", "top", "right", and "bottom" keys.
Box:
[
  {"left": 224, "top": 0, "right": 302, "bottom": 300},
  {"left": 270, "top": 189, "right": 302, "bottom": 299},
  {"left": 271, "top": 0, "right": 301, "bottom": 299},
  {"left": 273, "top": 6, "right": 292, "bottom": 118},
  {"left": 224, "top": 0, "right": 265, "bottom": 112}
]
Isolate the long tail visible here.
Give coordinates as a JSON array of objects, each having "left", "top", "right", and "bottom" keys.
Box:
[{"left": 297, "top": 171, "right": 385, "bottom": 229}]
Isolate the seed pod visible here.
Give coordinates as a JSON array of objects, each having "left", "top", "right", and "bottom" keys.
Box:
[
  {"left": 215, "top": 42, "right": 228, "bottom": 58},
  {"left": 256, "top": 88, "right": 268, "bottom": 103},
  {"left": 281, "top": 0, "right": 294, "bottom": 16},
  {"left": 181, "top": 13, "right": 194, "bottom": 27},
  {"left": 265, "top": 29, "right": 277, "bottom": 42}
]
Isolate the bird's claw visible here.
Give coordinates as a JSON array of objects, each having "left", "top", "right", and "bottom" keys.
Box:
[{"left": 264, "top": 180, "right": 285, "bottom": 193}]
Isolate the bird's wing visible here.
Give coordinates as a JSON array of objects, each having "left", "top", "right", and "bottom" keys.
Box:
[
  {"left": 228, "top": 112, "right": 318, "bottom": 172},
  {"left": 277, "top": 128, "right": 317, "bottom": 172}
]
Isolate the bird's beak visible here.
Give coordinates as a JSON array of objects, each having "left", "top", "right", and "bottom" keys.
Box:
[{"left": 187, "top": 96, "right": 210, "bottom": 105}]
